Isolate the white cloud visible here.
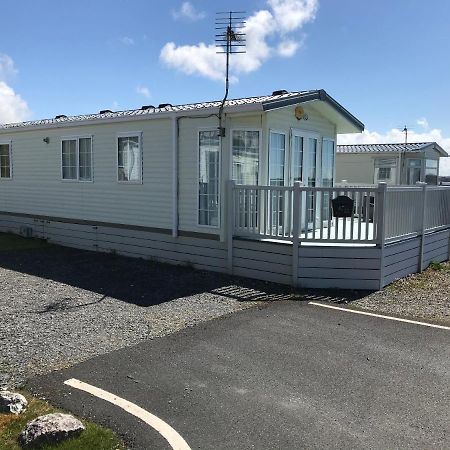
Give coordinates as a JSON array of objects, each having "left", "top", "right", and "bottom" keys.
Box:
[
  {"left": 277, "top": 39, "right": 301, "bottom": 57},
  {"left": 120, "top": 36, "right": 134, "bottom": 46},
  {"left": 160, "top": 0, "right": 318, "bottom": 81},
  {"left": 338, "top": 128, "right": 450, "bottom": 176},
  {"left": 0, "top": 55, "right": 31, "bottom": 124},
  {"left": 172, "top": 2, "right": 206, "bottom": 21},
  {"left": 0, "top": 81, "right": 31, "bottom": 124},
  {"left": 268, "top": 0, "right": 318, "bottom": 32},
  {"left": 417, "top": 117, "right": 429, "bottom": 129},
  {"left": 136, "top": 85, "right": 151, "bottom": 98},
  {"left": 0, "top": 54, "right": 18, "bottom": 80}
]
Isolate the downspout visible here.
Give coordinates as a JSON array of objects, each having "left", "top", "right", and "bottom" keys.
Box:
[{"left": 172, "top": 115, "right": 179, "bottom": 237}]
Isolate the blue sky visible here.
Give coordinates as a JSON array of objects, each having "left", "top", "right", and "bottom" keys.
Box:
[{"left": 1, "top": 0, "right": 450, "bottom": 170}]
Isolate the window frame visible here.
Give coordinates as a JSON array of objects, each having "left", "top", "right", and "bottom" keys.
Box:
[
  {"left": 197, "top": 127, "right": 221, "bottom": 228},
  {"left": 0, "top": 140, "right": 12, "bottom": 180},
  {"left": 229, "top": 127, "right": 262, "bottom": 186},
  {"left": 60, "top": 135, "right": 93, "bottom": 182},
  {"left": 116, "top": 132, "right": 143, "bottom": 184}
]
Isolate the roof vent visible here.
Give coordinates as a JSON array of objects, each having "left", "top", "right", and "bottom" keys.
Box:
[
  {"left": 272, "top": 90, "right": 288, "bottom": 96},
  {"left": 158, "top": 103, "right": 172, "bottom": 108},
  {"left": 55, "top": 114, "right": 67, "bottom": 119},
  {"left": 141, "top": 105, "right": 155, "bottom": 110},
  {"left": 99, "top": 109, "right": 113, "bottom": 114}
]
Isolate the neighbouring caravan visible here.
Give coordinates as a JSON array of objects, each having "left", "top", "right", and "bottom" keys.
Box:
[{"left": 336, "top": 142, "right": 447, "bottom": 186}]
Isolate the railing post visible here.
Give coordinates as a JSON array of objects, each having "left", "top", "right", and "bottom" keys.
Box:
[
  {"left": 377, "top": 182, "right": 387, "bottom": 290},
  {"left": 292, "top": 181, "right": 301, "bottom": 288},
  {"left": 227, "top": 180, "right": 236, "bottom": 275},
  {"left": 417, "top": 181, "right": 427, "bottom": 272}
]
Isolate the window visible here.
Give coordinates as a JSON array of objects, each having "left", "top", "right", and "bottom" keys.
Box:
[
  {"left": 198, "top": 130, "right": 220, "bottom": 226},
  {"left": 62, "top": 137, "right": 92, "bottom": 181},
  {"left": 306, "top": 137, "right": 318, "bottom": 223},
  {"left": 269, "top": 132, "right": 286, "bottom": 186},
  {"left": 321, "top": 140, "right": 334, "bottom": 188},
  {"left": 425, "top": 159, "right": 438, "bottom": 185},
  {"left": 232, "top": 130, "right": 260, "bottom": 185},
  {"left": 118, "top": 134, "right": 141, "bottom": 182},
  {"left": 0, "top": 142, "right": 11, "bottom": 179},
  {"left": 269, "top": 132, "right": 286, "bottom": 228},
  {"left": 407, "top": 159, "right": 422, "bottom": 185},
  {"left": 321, "top": 140, "right": 335, "bottom": 219},
  {"left": 377, "top": 167, "right": 391, "bottom": 180},
  {"left": 291, "top": 135, "right": 304, "bottom": 183}
]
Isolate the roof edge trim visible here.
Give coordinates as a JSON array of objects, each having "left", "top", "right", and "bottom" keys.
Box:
[{"left": 262, "top": 89, "right": 364, "bottom": 132}]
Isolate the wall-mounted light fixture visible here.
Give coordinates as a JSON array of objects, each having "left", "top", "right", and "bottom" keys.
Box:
[{"left": 43, "top": 137, "right": 50, "bottom": 144}]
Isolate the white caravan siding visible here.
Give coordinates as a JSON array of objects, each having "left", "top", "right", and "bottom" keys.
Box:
[
  {"left": 265, "top": 104, "right": 336, "bottom": 186},
  {"left": 177, "top": 113, "right": 264, "bottom": 236},
  {"left": 0, "top": 119, "right": 173, "bottom": 230}
]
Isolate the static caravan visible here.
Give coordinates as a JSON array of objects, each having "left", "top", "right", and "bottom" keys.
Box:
[
  {"left": 336, "top": 142, "right": 447, "bottom": 186},
  {"left": 10, "top": 89, "right": 438, "bottom": 289}
]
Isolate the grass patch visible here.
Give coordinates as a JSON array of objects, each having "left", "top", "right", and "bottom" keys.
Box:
[
  {"left": 0, "top": 233, "right": 49, "bottom": 252},
  {"left": 0, "top": 392, "right": 125, "bottom": 450},
  {"left": 429, "top": 261, "right": 450, "bottom": 273}
]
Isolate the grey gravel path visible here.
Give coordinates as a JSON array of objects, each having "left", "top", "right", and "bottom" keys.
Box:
[
  {"left": 350, "top": 262, "right": 450, "bottom": 326},
  {"left": 0, "top": 245, "right": 304, "bottom": 389}
]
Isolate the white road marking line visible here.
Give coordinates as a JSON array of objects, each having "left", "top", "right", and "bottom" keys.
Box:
[
  {"left": 64, "top": 378, "right": 191, "bottom": 450},
  {"left": 308, "top": 302, "right": 450, "bottom": 331}
]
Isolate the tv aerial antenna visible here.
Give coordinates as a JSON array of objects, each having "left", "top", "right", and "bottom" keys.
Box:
[{"left": 215, "top": 11, "right": 246, "bottom": 137}]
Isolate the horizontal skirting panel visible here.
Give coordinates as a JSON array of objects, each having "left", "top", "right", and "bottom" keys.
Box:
[
  {"left": 423, "top": 247, "right": 449, "bottom": 265},
  {"left": 233, "top": 238, "right": 292, "bottom": 256},
  {"left": 297, "top": 277, "right": 380, "bottom": 290},
  {"left": 298, "top": 246, "right": 381, "bottom": 259},
  {"left": 0, "top": 214, "right": 227, "bottom": 273},
  {"left": 384, "top": 256, "right": 419, "bottom": 278},
  {"left": 232, "top": 239, "right": 292, "bottom": 283},
  {"left": 383, "top": 246, "right": 420, "bottom": 268},
  {"left": 383, "top": 262, "right": 418, "bottom": 286},
  {"left": 423, "top": 237, "right": 449, "bottom": 254},
  {"left": 233, "top": 247, "right": 292, "bottom": 266},
  {"left": 233, "top": 257, "right": 291, "bottom": 277},
  {"left": 298, "top": 256, "right": 380, "bottom": 270},
  {"left": 298, "top": 267, "right": 381, "bottom": 281},
  {"left": 232, "top": 266, "right": 292, "bottom": 286},
  {"left": 0, "top": 210, "right": 221, "bottom": 242},
  {"left": 424, "top": 228, "right": 450, "bottom": 245},
  {"left": 384, "top": 236, "right": 420, "bottom": 257}
]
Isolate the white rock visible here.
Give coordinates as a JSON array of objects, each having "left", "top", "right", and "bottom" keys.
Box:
[
  {"left": 20, "top": 413, "right": 85, "bottom": 447},
  {"left": 0, "top": 391, "right": 28, "bottom": 414}
]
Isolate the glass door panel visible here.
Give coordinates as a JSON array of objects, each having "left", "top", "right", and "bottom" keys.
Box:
[
  {"left": 269, "top": 132, "right": 286, "bottom": 232},
  {"left": 306, "top": 137, "right": 318, "bottom": 227}
]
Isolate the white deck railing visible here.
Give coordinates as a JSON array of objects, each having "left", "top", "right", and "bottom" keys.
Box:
[
  {"left": 229, "top": 182, "right": 382, "bottom": 244},
  {"left": 228, "top": 181, "right": 450, "bottom": 246},
  {"left": 385, "top": 184, "right": 450, "bottom": 240}
]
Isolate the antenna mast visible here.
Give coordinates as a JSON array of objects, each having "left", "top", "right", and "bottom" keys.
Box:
[{"left": 215, "top": 11, "right": 246, "bottom": 137}]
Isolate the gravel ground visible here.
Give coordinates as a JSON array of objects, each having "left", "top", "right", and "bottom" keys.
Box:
[
  {"left": 349, "top": 262, "right": 450, "bottom": 326},
  {"left": 0, "top": 242, "right": 312, "bottom": 389}
]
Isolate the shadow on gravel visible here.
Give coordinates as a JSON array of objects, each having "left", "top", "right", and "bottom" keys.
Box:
[{"left": 0, "top": 244, "right": 369, "bottom": 308}]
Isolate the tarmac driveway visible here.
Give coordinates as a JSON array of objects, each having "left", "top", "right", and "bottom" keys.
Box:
[{"left": 28, "top": 301, "right": 450, "bottom": 450}]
